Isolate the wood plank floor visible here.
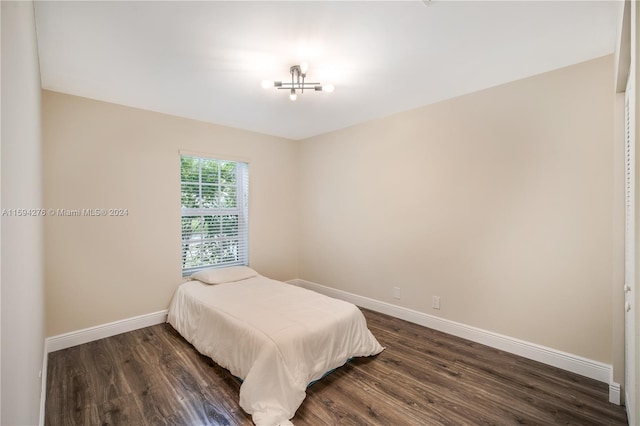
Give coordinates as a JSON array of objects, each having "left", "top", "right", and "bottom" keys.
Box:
[{"left": 46, "top": 308, "right": 628, "bottom": 425}]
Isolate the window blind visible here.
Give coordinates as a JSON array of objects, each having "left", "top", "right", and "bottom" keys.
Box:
[{"left": 180, "top": 155, "right": 249, "bottom": 273}]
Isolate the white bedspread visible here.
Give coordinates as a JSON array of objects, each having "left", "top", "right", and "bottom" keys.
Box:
[{"left": 167, "top": 276, "right": 384, "bottom": 426}]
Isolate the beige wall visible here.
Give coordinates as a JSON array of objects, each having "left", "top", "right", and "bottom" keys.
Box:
[
  {"left": 299, "top": 56, "right": 616, "bottom": 363},
  {"left": 1, "top": 1, "right": 46, "bottom": 423},
  {"left": 43, "top": 91, "right": 299, "bottom": 336}
]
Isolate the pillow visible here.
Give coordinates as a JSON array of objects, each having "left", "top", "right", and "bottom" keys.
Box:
[{"left": 190, "top": 266, "right": 258, "bottom": 285}]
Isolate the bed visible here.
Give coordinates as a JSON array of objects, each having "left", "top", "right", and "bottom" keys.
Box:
[{"left": 167, "top": 266, "right": 384, "bottom": 426}]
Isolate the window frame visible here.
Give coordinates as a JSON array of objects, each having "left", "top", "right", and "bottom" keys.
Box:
[{"left": 180, "top": 153, "right": 249, "bottom": 275}]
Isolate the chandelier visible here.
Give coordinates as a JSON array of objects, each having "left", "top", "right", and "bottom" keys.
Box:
[{"left": 262, "top": 63, "right": 334, "bottom": 101}]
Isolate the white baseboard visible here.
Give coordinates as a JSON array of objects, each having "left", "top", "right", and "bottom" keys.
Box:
[
  {"left": 289, "top": 278, "right": 620, "bottom": 405},
  {"left": 46, "top": 310, "right": 168, "bottom": 353},
  {"left": 609, "top": 381, "right": 621, "bottom": 405}
]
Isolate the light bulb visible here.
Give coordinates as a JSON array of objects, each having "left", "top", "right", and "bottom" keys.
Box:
[
  {"left": 300, "top": 62, "right": 309, "bottom": 74},
  {"left": 290, "top": 89, "right": 297, "bottom": 101},
  {"left": 261, "top": 80, "right": 273, "bottom": 89},
  {"left": 322, "top": 84, "right": 335, "bottom": 93}
]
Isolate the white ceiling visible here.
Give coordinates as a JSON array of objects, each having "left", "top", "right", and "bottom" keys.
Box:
[{"left": 34, "top": 1, "right": 619, "bottom": 140}]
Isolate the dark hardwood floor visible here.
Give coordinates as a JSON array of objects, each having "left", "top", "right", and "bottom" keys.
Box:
[{"left": 46, "top": 309, "right": 628, "bottom": 425}]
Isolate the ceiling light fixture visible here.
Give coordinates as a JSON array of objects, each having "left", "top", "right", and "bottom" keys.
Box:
[{"left": 262, "top": 63, "right": 334, "bottom": 101}]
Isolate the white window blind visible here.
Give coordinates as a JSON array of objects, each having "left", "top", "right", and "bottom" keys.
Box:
[{"left": 180, "top": 155, "right": 249, "bottom": 273}]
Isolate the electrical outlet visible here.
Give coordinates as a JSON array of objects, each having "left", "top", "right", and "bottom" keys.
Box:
[
  {"left": 432, "top": 296, "right": 440, "bottom": 310},
  {"left": 393, "top": 287, "right": 401, "bottom": 299}
]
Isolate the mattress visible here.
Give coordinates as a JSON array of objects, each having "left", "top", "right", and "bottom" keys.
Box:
[{"left": 167, "top": 275, "right": 384, "bottom": 426}]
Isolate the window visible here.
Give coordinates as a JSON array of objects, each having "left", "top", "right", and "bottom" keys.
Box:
[{"left": 181, "top": 155, "right": 248, "bottom": 273}]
